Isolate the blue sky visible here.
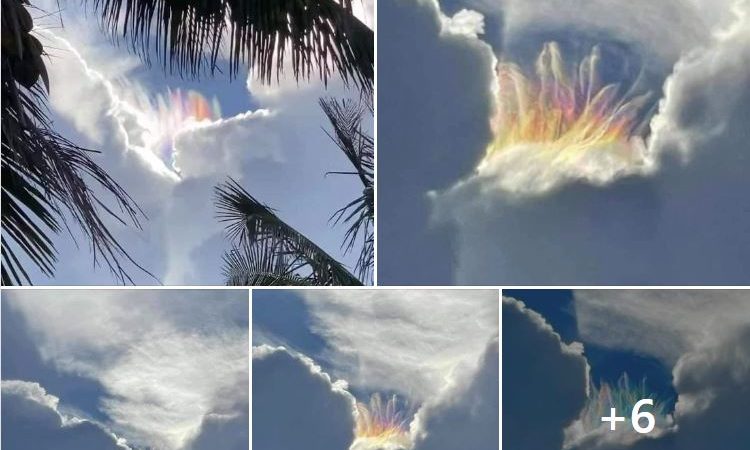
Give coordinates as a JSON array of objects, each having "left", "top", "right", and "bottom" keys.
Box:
[
  {"left": 252, "top": 290, "right": 329, "bottom": 367},
  {"left": 378, "top": 0, "right": 750, "bottom": 285},
  {"left": 1, "top": 289, "right": 249, "bottom": 450},
  {"left": 14, "top": 1, "right": 372, "bottom": 285}
]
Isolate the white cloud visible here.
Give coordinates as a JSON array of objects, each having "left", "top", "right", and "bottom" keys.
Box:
[
  {"left": 410, "top": 335, "right": 499, "bottom": 450},
  {"left": 98, "top": 332, "right": 248, "bottom": 449},
  {"left": 41, "top": 30, "right": 182, "bottom": 181},
  {"left": 464, "top": 0, "right": 713, "bottom": 62},
  {"left": 252, "top": 345, "right": 357, "bottom": 450},
  {"left": 353, "top": 0, "right": 375, "bottom": 29},
  {"left": 173, "top": 109, "right": 280, "bottom": 178},
  {"left": 667, "top": 322, "right": 750, "bottom": 449},
  {"left": 573, "top": 290, "right": 750, "bottom": 364},
  {"left": 43, "top": 27, "right": 291, "bottom": 185},
  {"left": 1, "top": 380, "right": 131, "bottom": 450},
  {"left": 647, "top": 0, "right": 750, "bottom": 161},
  {"left": 502, "top": 297, "right": 589, "bottom": 450},
  {"left": 3, "top": 290, "right": 248, "bottom": 450},
  {"left": 441, "top": 9, "right": 486, "bottom": 38},
  {"left": 299, "top": 289, "right": 499, "bottom": 402}
]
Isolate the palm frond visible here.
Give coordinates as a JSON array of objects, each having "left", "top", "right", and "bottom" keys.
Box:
[
  {"left": 319, "top": 96, "right": 373, "bottom": 283},
  {"left": 222, "top": 245, "right": 311, "bottom": 286},
  {"left": 87, "top": 0, "right": 374, "bottom": 91},
  {"left": 1, "top": 0, "right": 154, "bottom": 284},
  {"left": 214, "top": 178, "right": 362, "bottom": 286}
]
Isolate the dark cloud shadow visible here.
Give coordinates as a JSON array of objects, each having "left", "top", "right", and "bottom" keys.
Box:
[{"left": 377, "top": 0, "right": 495, "bottom": 284}]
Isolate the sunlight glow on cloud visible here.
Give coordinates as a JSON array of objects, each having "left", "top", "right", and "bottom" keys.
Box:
[
  {"left": 42, "top": 30, "right": 251, "bottom": 183},
  {"left": 299, "top": 290, "right": 499, "bottom": 401},
  {"left": 41, "top": 31, "right": 180, "bottom": 181},
  {"left": 118, "top": 87, "right": 223, "bottom": 176}
]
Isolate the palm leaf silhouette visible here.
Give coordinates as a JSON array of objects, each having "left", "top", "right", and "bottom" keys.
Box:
[
  {"left": 215, "top": 178, "right": 362, "bottom": 286},
  {"left": 319, "top": 96, "right": 373, "bottom": 283},
  {"left": 1, "top": 0, "right": 153, "bottom": 284},
  {"left": 88, "top": 0, "right": 374, "bottom": 90}
]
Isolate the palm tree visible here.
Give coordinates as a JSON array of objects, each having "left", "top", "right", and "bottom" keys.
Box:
[
  {"left": 215, "top": 179, "right": 363, "bottom": 286},
  {"left": 319, "top": 95, "right": 373, "bottom": 282},
  {"left": 214, "top": 95, "right": 373, "bottom": 286},
  {"left": 1, "top": 0, "right": 374, "bottom": 284},
  {"left": 89, "top": 0, "right": 374, "bottom": 90},
  {"left": 2, "top": 0, "right": 152, "bottom": 284}
]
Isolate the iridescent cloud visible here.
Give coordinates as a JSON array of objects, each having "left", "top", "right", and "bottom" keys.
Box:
[
  {"left": 477, "top": 42, "right": 655, "bottom": 193},
  {"left": 353, "top": 394, "right": 412, "bottom": 449}
]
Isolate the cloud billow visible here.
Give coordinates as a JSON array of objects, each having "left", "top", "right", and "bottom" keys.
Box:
[
  {"left": 1, "top": 290, "right": 249, "bottom": 450},
  {"left": 503, "top": 297, "right": 588, "bottom": 450},
  {"left": 505, "top": 291, "right": 750, "bottom": 450},
  {"left": 252, "top": 346, "right": 357, "bottom": 450},
  {"left": 1, "top": 380, "right": 130, "bottom": 450}
]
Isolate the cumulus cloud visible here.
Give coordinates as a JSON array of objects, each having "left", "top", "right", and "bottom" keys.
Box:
[
  {"left": 410, "top": 335, "right": 499, "bottom": 450},
  {"left": 299, "top": 289, "right": 499, "bottom": 401},
  {"left": 441, "top": 9, "right": 486, "bottom": 37},
  {"left": 3, "top": 290, "right": 249, "bottom": 450},
  {"left": 648, "top": 0, "right": 750, "bottom": 160},
  {"left": 173, "top": 109, "right": 280, "bottom": 177},
  {"left": 666, "top": 323, "right": 750, "bottom": 450},
  {"left": 503, "top": 297, "right": 589, "bottom": 450},
  {"left": 430, "top": 0, "right": 750, "bottom": 285},
  {"left": 1, "top": 380, "right": 130, "bottom": 450},
  {"left": 252, "top": 345, "right": 357, "bottom": 450}
]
